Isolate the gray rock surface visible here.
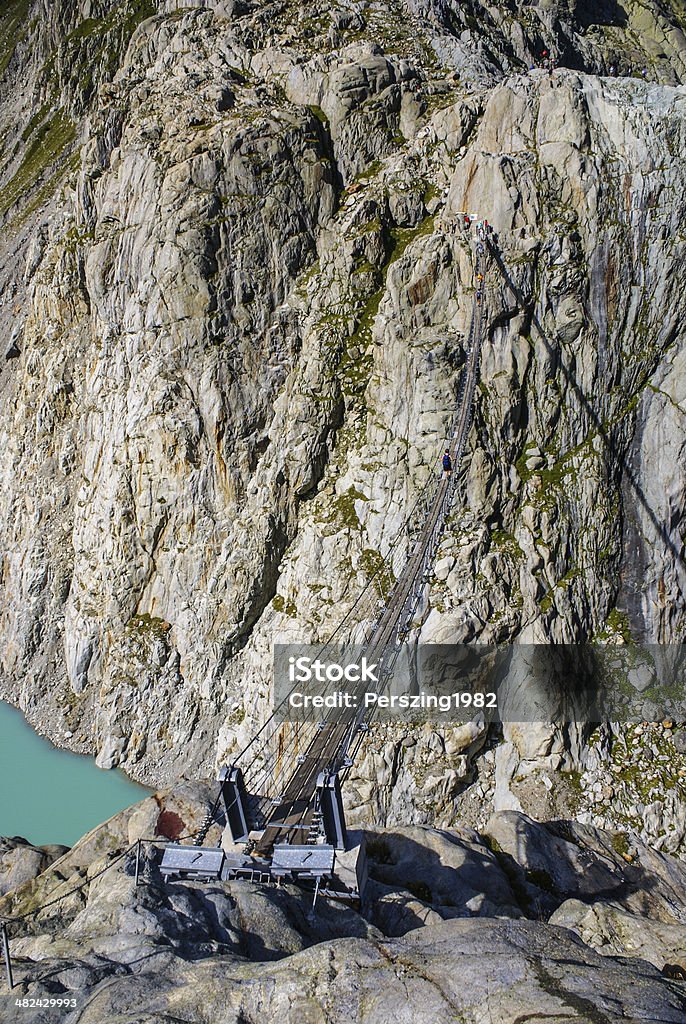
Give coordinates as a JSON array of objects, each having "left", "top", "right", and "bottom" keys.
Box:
[
  {"left": 551, "top": 898, "right": 686, "bottom": 973},
  {"left": 366, "top": 823, "right": 523, "bottom": 933},
  {"left": 1, "top": 1, "right": 686, "bottom": 859},
  {"left": 0, "top": 838, "right": 67, "bottom": 897},
  {"left": 484, "top": 810, "right": 686, "bottom": 923},
  {"left": 1, "top": 800, "right": 686, "bottom": 1023},
  {"left": 7, "top": 919, "right": 686, "bottom": 1024}
]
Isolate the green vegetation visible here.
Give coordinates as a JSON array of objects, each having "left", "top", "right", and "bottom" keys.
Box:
[
  {"left": 490, "top": 528, "right": 524, "bottom": 560},
  {"left": 334, "top": 486, "right": 367, "bottom": 530},
  {"left": 421, "top": 87, "right": 460, "bottom": 118},
  {"left": 515, "top": 430, "right": 603, "bottom": 514},
  {"left": 337, "top": 210, "right": 437, "bottom": 394},
  {"left": 16, "top": 149, "right": 80, "bottom": 227},
  {"left": 0, "top": 0, "right": 31, "bottom": 78},
  {"left": 387, "top": 214, "right": 436, "bottom": 264},
  {"left": 563, "top": 770, "right": 584, "bottom": 814},
  {"left": 339, "top": 335, "right": 374, "bottom": 397},
  {"left": 111, "top": 0, "right": 156, "bottom": 37},
  {"left": 308, "top": 105, "right": 329, "bottom": 126},
  {"left": 63, "top": 225, "right": 96, "bottom": 253},
  {"left": 609, "top": 734, "right": 679, "bottom": 807},
  {"left": 1, "top": 0, "right": 160, "bottom": 220},
  {"left": 609, "top": 831, "right": 629, "bottom": 857},
  {"left": 272, "top": 595, "right": 297, "bottom": 616},
  {"left": 359, "top": 547, "right": 395, "bottom": 599},
  {"left": 356, "top": 215, "right": 382, "bottom": 235},
  {"left": 39, "top": 0, "right": 156, "bottom": 108},
  {"left": 355, "top": 159, "right": 382, "bottom": 183},
  {"left": 0, "top": 110, "right": 76, "bottom": 217},
  {"left": 66, "top": 17, "right": 103, "bottom": 43},
  {"left": 422, "top": 182, "right": 440, "bottom": 205},
  {"left": 540, "top": 566, "right": 582, "bottom": 614},
  {"left": 224, "top": 705, "right": 246, "bottom": 727},
  {"left": 127, "top": 613, "right": 171, "bottom": 640},
  {"left": 594, "top": 607, "right": 633, "bottom": 643},
  {"left": 21, "top": 101, "right": 54, "bottom": 142}
]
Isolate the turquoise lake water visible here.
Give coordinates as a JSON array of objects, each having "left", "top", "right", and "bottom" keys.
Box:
[{"left": 0, "top": 700, "right": 149, "bottom": 847}]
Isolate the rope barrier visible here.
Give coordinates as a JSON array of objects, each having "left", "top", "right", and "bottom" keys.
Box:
[{"left": 0, "top": 826, "right": 223, "bottom": 990}]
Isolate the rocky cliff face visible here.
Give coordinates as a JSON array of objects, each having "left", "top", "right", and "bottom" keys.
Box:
[
  {"left": 1, "top": 789, "right": 686, "bottom": 1022},
  {"left": 1, "top": 0, "right": 686, "bottom": 852}
]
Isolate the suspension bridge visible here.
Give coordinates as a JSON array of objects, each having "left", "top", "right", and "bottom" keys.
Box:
[{"left": 159, "top": 224, "right": 492, "bottom": 903}]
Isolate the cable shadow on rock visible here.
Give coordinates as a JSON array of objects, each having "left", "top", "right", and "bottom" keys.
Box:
[{"left": 485, "top": 238, "right": 685, "bottom": 634}]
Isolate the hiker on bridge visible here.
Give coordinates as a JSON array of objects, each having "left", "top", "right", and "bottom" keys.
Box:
[{"left": 442, "top": 450, "right": 453, "bottom": 477}]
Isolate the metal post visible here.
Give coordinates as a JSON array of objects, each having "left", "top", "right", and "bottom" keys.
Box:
[
  {"left": 134, "top": 840, "right": 141, "bottom": 888},
  {"left": 307, "top": 875, "right": 322, "bottom": 922},
  {"left": 2, "top": 921, "right": 14, "bottom": 991}
]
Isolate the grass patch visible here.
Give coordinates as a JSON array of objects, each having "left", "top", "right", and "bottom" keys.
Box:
[
  {"left": 39, "top": 0, "right": 156, "bottom": 110},
  {"left": 609, "top": 831, "right": 629, "bottom": 857},
  {"left": 490, "top": 528, "right": 524, "bottom": 559},
  {"left": 594, "top": 607, "right": 633, "bottom": 643},
  {"left": 359, "top": 548, "right": 395, "bottom": 599},
  {"left": 272, "top": 595, "right": 297, "bottom": 616},
  {"left": 127, "top": 613, "right": 171, "bottom": 640},
  {"left": 308, "top": 105, "right": 329, "bottom": 126},
  {"left": 387, "top": 214, "right": 436, "bottom": 264},
  {"left": 539, "top": 566, "right": 582, "bottom": 615},
  {"left": 21, "top": 101, "right": 54, "bottom": 142},
  {"left": 0, "top": 109, "right": 76, "bottom": 217},
  {"left": 0, "top": 0, "right": 31, "bottom": 78},
  {"left": 333, "top": 486, "right": 367, "bottom": 530},
  {"left": 355, "top": 159, "right": 382, "bottom": 183}
]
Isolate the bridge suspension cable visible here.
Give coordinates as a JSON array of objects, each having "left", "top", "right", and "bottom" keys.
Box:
[{"left": 229, "top": 228, "right": 491, "bottom": 854}]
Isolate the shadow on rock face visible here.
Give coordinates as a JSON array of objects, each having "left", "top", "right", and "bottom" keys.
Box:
[
  {"left": 574, "top": 0, "right": 629, "bottom": 31},
  {"left": 364, "top": 824, "right": 523, "bottom": 936},
  {"left": 484, "top": 811, "right": 686, "bottom": 922}
]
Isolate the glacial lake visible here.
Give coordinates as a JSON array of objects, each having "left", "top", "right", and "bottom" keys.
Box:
[{"left": 0, "top": 700, "right": 149, "bottom": 847}]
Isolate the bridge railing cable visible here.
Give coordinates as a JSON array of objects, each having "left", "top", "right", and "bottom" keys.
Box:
[{"left": 230, "top": 235, "right": 490, "bottom": 837}]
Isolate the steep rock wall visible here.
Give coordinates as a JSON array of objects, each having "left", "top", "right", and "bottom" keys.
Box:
[{"left": 1, "top": 0, "right": 686, "bottom": 850}]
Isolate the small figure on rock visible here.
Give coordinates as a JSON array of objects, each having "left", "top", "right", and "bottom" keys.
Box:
[{"left": 442, "top": 450, "right": 452, "bottom": 477}]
